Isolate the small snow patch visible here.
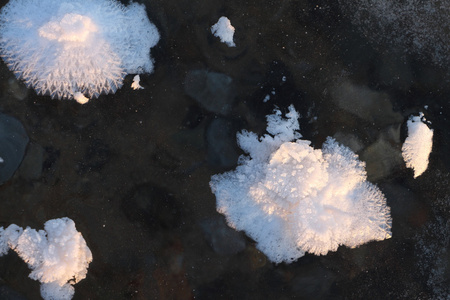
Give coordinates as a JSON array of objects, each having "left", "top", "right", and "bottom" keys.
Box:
[
  {"left": 402, "top": 113, "right": 433, "bottom": 178},
  {"left": 211, "top": 16, "right": 236, "bottom": 47},
  {"left": 131, "top": 75, "right": 144, "bottom": 90}
]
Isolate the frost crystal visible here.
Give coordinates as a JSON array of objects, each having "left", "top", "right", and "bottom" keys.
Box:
[
  {"left": 402, "top": 113, "right": 433, "bottom": 178},
  {"left": 131, "top": 75, "right": 144, "bottom": 90},
  {"left": 0, "top": 0, "right": 160, "bottom": 102},
  {"left": 210, "top": 106, "right": 392, "bottom": 263},
  {"left": 0, "top": 218, "right": 92, "bottom": 300},
  {"left": 211, "top": 17, "right": 236, "bottom": 47}
]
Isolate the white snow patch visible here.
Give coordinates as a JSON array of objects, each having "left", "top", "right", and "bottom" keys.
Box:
[
  {"left": 211, "top": 16, "right": 236, "bottom": 47},
  {"left": 402, "top": 113, "right": 433, "bottom": 178},
  {"left": 73, "top": 92, "right": 89, "bottom": 104},
  {"left": 210, "top": 105, "right": 392, "bottom": 264},
  {"left": 131, "top": 75, "right": 144, "bottom": 90},
  {"left": 0, "top": 0, "right": 160, "bottom": 100},
  {"left": 0, "top": 218, "right": 92, "bottom": 300}
]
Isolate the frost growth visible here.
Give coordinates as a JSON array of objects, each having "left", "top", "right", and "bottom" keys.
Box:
[
  {"left": 0, "top": 218, "right": 92, "bottom": 300},
  {"left": 211, "top": 17, "right": 236, "bottom": 47},
  {"left": 402, "top": 113, "right": 433, "bottom": 178},
  {"left": 131, "top": 75, "right": 143, "bottom": 90},
  {"left": 210, "top": 106, "right": 392, "bottom": 263},
  {"left": 0, "top": 0, "right": 160, "bottom": 102}
]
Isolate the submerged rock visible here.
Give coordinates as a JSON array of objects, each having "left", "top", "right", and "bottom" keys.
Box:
[
  {"left": 200, "top": 216, "right": 246, "bottom": 255},
  {"left": 331, "top": 80, "right": 403, "bottom": 127},
  {"left": 332, "top": 132, "right": 364, "bottom": 153},
  {"left": 185, "top": 70, "right": 235, "bottom": 115},
  {"left": 0, "top": 113, "right": 29, "bottom": 185},
  {"left": 205, "top": 117, "right": 240, "bottom": 168},
  {"left": 361, "top": 125, "right": 403, "bottom": 181},
  {"left": 18, "top": 142, "right": 44, "bottom": 181}
]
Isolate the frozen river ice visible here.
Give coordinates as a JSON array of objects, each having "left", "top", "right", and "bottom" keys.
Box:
[{"left": 0, "top": 0, "right": 449, "bottom": 299}]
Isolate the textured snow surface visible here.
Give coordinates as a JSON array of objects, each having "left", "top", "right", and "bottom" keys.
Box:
[
  {"left": 0, "top": 217, "right": 92, "bottom": 300},
  {"left": 210, "top": 106, "right": 392, "bottom": 263},
  {"left": 211, "top": 16, "right": 236, "bottom": 47},
  {"left": 402, "top": 113, "right": 433, "bottom": 178},
  {"left": 0, "top": 0, "right": 159, "bottom": 100},
  {"left": 338, "top": 1, "right": 450, "bottom": 66}
]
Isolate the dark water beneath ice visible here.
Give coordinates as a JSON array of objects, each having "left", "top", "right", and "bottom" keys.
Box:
[{"left": 0, "top": 0, "right": 450, "bottom": 299}]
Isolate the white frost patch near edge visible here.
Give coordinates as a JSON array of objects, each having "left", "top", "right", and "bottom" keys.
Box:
[
  {"left": 211, "top": 16, "right": 236, "bottom": 47},
  {"left": 402, "top": 113, "right": 433, "bottom": 178},
  {"left": 0, "top": 217, "right": 92, "bottom": 300},
  {"left": 210, "top": 105, "right": 392, "bottom": 264},
  {"left": 73, "top": 92, "right": 89, "bottom": 104},
  {"left": 131, "top": 75, "right": 144, "bottom": 90}
]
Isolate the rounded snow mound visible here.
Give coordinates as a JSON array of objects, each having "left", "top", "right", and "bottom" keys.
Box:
[
  {"left": 210, "top": 105, "right": 392, "bottom": 263},
  {"left": 0, "top": 217, "right": 92, "bottom": 300},
  {"left": 0, "top": 0, "right": 160, "bottom": 102}
]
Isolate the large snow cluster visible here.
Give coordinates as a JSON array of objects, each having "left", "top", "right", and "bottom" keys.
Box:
[
  {"left": 0, "top": 218, "right": 92, "bottom": 300},
  {"left": 338, "top": 1, "right": 450, "bottom": 66},
  {"left": 402, "top": 113, "right": 433, "bottom": 178},
  {"left": 210, "top": 106, "right": 392, "bottom": 263},
  {"left": 0, "top": 0, "right": 160, "bottom": 103}
]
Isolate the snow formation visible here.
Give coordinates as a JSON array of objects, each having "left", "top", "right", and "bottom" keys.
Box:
[
  {"left": 131, "top": 75, "right": 143, "bottom": 90},
  {"left": 210, "top": 106, "right": 392, "bottom": 263},
  {"left": 0, "top": 0, "right": 160, "bottom": 103},
  {"left": 0, "top": 218, "right": 93, "bottom": 300},
  {"left": 402, "top": 113, "right": 433, "bottom": 178},
  {"left": 211, "top": 16, "right": 236, "bottom": 47}
]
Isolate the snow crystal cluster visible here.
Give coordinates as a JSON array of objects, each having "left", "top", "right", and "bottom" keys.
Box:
[
  {"left": 402, "top": 113, "right": 433, "bottom": 178},
  {"left": 0, "top": 218, "right": 92, "bottom": 300},
  {"left": 131, "top": 75, "right": 144, "bottom": 90},
  {"left": 211, "top": 17, "right": 236, "bottom": 47},
  {"left": 0, "top": 0, "right": 160, "bottom": 103},
  {"left": 210, "top": 106, "right": 392, "bottom": 263},
  {"left": 338, "top": 0, "right": 450, "bottom": 66}
]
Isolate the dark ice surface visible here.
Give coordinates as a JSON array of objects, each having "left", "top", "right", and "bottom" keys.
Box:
[{"left": 0, "top": 0, "right": 450, "bottom": 299}]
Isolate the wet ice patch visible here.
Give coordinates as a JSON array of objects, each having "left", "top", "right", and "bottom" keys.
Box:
[
  {"left": 0, "top": 218, "right": 92, "bottom": 300},
  {"left": 338, "top": 1, "right": 450, "bottom": 66},
  {"left": 0, "top": 113, "right": 29, "bottom": 185},
  {"left": 402, "top": 113, "right": 433, "bottom": 178},
  {"left": 416, "top": 196, "right": 450, "bottom": 299},
  {"left": 211, "top": 16, "right": 236, "bottom": 47},
  {"left": 210, "top": 106, "right": 392, "bottom": 264}
]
